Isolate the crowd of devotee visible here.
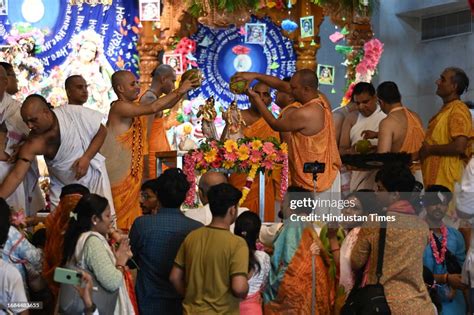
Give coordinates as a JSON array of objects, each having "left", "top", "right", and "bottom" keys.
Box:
[{"left": 1, "top": 59, "right": 474, "bottom": 315}]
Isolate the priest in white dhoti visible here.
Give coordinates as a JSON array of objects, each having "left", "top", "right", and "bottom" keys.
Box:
[
  {"left": 339, "top": 82, "right": 386, "bottom": 191},
  {"left": 0, "top": 66, "right": 44, "bottom": 214},
  {"left": 0, "top": 94, "right": 114, "bottom": 215}
]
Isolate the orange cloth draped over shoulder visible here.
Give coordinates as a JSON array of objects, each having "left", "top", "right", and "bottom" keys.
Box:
[
  {"left": 422, "top": 100, "right": 472, "bottom": 191},
  {"left": 148, "top": 116, "right": 171, "bottom": 178},
  {"left": 43, "top": 194, "right": 83, "bottom": 299},
  {"left": 400, "top": 108, "right": 425, "bottom": 153},
  {"left": 264, "top": 227, "right": 334, "bottom": 314},
  {"left": 113, "top": 116, "right": 148, "bottom": 231},
  {"left": 229, "top": 117, "right": 280, "bottom": 222},
  {"left": 399, "top": 107, "right": 425, "bottom": 172},
  {"left": 289, "top": 97, "right": 341, "bottom": 191}
]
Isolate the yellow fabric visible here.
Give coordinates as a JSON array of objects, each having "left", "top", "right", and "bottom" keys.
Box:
[
  {"left": 113, "top": 116, "right": 147, "bottom": 231},
  {"left": 174, "top": 226, "right": 249, "bottom": 315},
  {"left": 289, "top": 97, "right": 342, "bottom": 191},
  {"left": 229, "top": 117, "right": 280, "bottom": 221},
  {"left": 148, "top": 117, "right": 171, "bottom": 178},
  {"left": 422, "top": 100, "right": 472, "bottom": 191}
]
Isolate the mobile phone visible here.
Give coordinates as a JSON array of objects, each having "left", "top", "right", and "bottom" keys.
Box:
[{"left": 54, "top": 267, "right": 82, "bottom": 286}]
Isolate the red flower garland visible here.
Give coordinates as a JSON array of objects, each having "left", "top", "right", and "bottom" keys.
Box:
[{"left": 429, "top": 225, "right": 448, "bottom": 265}]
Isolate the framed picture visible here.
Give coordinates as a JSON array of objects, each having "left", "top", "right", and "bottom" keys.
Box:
[
  {"left": 245, "top": 23, "right": 266, "bottom": 45},
  {"left": 300, "top": 16, "right": 314, "bottom": 38},
  {"left": 139, "top": 0, "right": 160, "bottom": 22},
  {"left": 0, "top": 0, "right": 8, "bottom": 15},
  {"left": 164, "top": 53, "right": 183, "bottom": 75},
  {"left": 317, "top": 64, "right": 335, "bottom": 85}
]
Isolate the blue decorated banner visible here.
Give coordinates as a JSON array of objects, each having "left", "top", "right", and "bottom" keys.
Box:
[
  {"left": 0, "top": 0, "right": 139, "bottom": 111},
  {"left": 189, "top": 16, "right": 296, "bottom": 109}
]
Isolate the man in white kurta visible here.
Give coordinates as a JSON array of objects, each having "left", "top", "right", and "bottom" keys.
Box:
[
  {"left": 0, "top": 67, "right": 44, "bottom": 214},
  {"left": 0, "top": 95, "right": 114, "bottom": 215}
]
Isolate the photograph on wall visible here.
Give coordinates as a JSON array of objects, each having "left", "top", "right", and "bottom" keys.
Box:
[
  {"left": 245, "top": 23, "right": 266, "bottom": 45},
  {"left": 139, "top": 0, "right": 160, "bottom": 22},
  {"left": 164, "top": 53, "right": 183, "bottom": 74},
  {"left": 300, "top": 16, "right": 314, "bottom": 38},
  {"left": 317, "top": 64, "right": 335, "bottom": 85},
  {"left": 0, "top": 0, "right": 7, "bottom": 15}
]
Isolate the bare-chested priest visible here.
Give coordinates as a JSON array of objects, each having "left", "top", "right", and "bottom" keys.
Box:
[
  {"left": 362, "top": 81, "right": 425, "bottom": 181},
  {"left": 101, "top": 70, "right": 199, "bottom": 230},
  {"left": 233, "top": 70, "right": 341, "bottom": 197},
  {"left": 0, "top": 94, "right": 114, "bottom": 211}
]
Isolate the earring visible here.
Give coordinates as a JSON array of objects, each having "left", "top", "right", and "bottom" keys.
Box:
[{"left": 93, "top": 222, "right": 97, "bottom": 226}]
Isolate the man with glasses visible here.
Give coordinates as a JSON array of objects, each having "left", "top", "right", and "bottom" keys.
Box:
[{"left": 339, "top": 82, "right": 386, "bottom": 190}]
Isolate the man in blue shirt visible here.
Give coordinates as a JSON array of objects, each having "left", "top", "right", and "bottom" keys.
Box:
[{"left": 129, "top": 168, "right": 202, "bottom": 314}]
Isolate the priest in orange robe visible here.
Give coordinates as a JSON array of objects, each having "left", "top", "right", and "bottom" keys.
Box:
[{"left": 228, "top": 82, "right": 280, "bottom": 222}]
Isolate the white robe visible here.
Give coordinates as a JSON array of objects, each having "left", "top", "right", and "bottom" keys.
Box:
[
  {"left": 0, "top": 92, "right": 44, "bottom": 214},
  {"left": 349, "top": 106, "right": 386, "bottom": 191},
  {"left": 46, "top": 106, "right": 115, "bottom": 215}
]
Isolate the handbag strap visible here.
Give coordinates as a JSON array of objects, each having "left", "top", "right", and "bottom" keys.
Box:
[
  {"left": 8, "top": 234, "right": 28, "bottom": 265},
  {"left": 376, "top": 221, "right": 387, "bottom": 284}
]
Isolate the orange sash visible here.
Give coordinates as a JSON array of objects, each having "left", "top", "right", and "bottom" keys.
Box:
[{"left": 113, "top": 116, "right": 147, "bottom": 231}]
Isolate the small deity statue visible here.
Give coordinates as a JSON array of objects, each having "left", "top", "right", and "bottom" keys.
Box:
[
  {"left": 221, "top": 99, "right": 245, "bottom": 141},
  {"left": 197, "top": 96, "right": 218, "bottom": 140}
]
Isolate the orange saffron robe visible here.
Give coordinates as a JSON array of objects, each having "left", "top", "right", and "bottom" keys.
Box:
[
  {"left": 289, "top": 97, "right": 341, "bottom": 191},
  {"left": 112, "top": 116, "right": 148, "bottom": 231},
  {"left": 148, "top": 116, "right": 171, "bottom": 178},
  {"left": 422, "top": 100, "right": 472, "bottom": 191},
  {"left": 229, "top": 117, "right": 280, "bottom": 222},
  {"left": 43, "top": 194, "right": 83, "bottom": 299}
]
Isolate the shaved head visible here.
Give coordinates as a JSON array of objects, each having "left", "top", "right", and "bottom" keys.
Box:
[
  {"left": 294, "top": 69, "right": 319, "bottom": 90},
  {"left": 152, "top": 64, "right": 174, "bottom": 80},
  {"left": 21, "top": 94, "right": 53, "bottom": 134},
  {"left": 111, "top": 70, "right": 132, "bottom": 92},
  {"left": 111, "top": 70, "right": 140, "bottom": 101},
  {"left": 22, "top": 94, "right": 50, "bottom": 111},
  {"left": 198, "top": 171, "right": 228, "bottom": 205}
]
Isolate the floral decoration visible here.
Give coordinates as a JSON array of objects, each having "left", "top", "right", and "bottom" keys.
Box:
[
  {"left": 341, "top": 38, "right": 383, "bottom": 106},
  {"left": 183, "top": 138, "right": 288, "bottom": 206}
]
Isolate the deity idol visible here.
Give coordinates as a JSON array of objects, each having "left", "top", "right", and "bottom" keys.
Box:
[
  {"left": 197, "top": 96, "right": 218, "bottom": 140},
  {"left": 221, "top": 99, "right": 245, "bottom": 141}
]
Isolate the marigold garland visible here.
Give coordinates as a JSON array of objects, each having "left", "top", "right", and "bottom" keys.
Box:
[{"left": 183, "top": 138, "right": 289, "bottom": 206}]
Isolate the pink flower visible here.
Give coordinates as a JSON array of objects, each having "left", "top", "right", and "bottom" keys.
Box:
[
  {"left": 249, "top": 150, "right": 263, "bottom": 163},
  {"left": 224, "top": 151, "right": 238, "bottom": 162},
  {"left": 192, "top": 151, "right": 203, "bottom": 163},
  {"left": 262, "top": 142, "right": 275, "bottom": 155},
  {"left": 356, "top": 63, "right": 368, "bottom": 75},
  {"left": 261, "top": 159, "right": 273, "bottom": 170},
  {"left": 11, "top": 210, "right": 26, "bottom": 228}
]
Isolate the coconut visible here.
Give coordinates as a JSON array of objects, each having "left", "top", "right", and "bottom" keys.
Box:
[
  {"left": 355, "top": 139, "right": 372, "bottom": 154},
  {"left": 181, "top": 69, "right": 202, "bottom": 86}
]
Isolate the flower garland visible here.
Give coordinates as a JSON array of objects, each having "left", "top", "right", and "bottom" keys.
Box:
[
  {"left": 430, "top": 225, "right": 448, "bottom": 265},
  {"left": 341, "top": 38, "right": 384, "bottom": 106},
  {"left": 183, "top": 138, "right": 288, "bottom": 206}
]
